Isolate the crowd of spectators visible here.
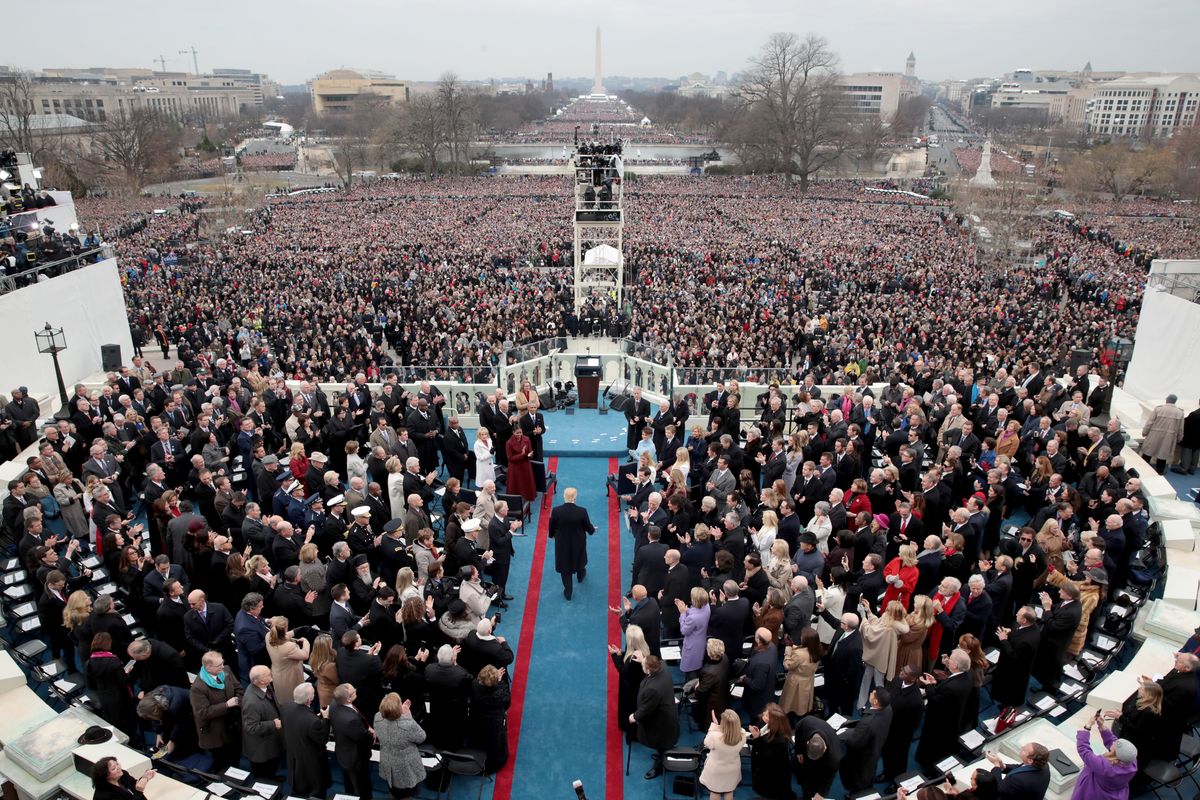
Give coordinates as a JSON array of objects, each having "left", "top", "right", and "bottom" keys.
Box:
[
  {"left": 6, "top": 329, "right": 1188, "bottom": 798},
  {"left": 240, "top": 152, "right": 299, "bottom": 171},
  {"left": 60, "top": 175, "right": 1184, "bottom": 388},
  {"left": 952, "top": 146, "right": 1036, "bottom": 179}
]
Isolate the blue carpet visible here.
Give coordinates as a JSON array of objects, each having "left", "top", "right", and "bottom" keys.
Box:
[
  {"left": 463, "top": 408, "right": 631, "bottom": 458},
  {"left": 508, "top": 457, "right": 614, "bottom": 797}
]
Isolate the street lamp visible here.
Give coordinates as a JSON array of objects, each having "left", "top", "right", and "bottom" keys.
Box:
[
  {"left": 34, "top": 322, "right": 69, "bottom": 409},
  {"left": 1113, "top": 336, "right": 1135, "bottom": 370}
]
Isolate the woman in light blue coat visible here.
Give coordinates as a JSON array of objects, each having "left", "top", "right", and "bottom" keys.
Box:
[{"left": 678, "top": 586, "right": 712, "bottom": 677}]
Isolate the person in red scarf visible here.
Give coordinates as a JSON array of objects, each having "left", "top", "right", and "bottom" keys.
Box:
[
  {"left": 882, "top": 543, "right": 920, "bottom": 610},
  {"left": 927, "top": 576, "right": 966, "bottom": 663}
]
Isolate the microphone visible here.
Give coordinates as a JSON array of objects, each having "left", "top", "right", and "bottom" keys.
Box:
[{"left": 572, "top": 780, "right": 587, "bottom": 799}]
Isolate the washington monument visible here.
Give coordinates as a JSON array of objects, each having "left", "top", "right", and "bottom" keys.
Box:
[{"left": 591, "top": 26, "right": 605, "bottom": 95}]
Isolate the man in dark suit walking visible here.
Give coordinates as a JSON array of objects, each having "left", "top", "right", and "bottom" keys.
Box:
[
  {"left": 330, "top": 682, "right": 375, "bottom": 800},
  {"left": 548, "top": 488, "right": 595, "bottom": 600}
]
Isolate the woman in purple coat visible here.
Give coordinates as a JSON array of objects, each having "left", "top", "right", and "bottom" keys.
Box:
[
  {"left": 1072, "top": 713, "right": 1138, "bottom": 800},
  {"left": 678, "top": 587, "right": 712, "bottom": 677}
]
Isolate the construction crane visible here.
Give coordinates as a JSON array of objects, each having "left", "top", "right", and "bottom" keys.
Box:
[{"left": 179, "top": 46, "right": 199, "bottom": 75}]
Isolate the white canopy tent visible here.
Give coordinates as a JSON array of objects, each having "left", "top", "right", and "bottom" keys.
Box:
[{"left": 583, "top": 243, "right": 622, "bottom": 267}]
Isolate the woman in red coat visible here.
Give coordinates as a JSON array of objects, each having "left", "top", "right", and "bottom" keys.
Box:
[
  {"left": 846, "top": 478, "right": 872, "bottom": 531},
  {"left": 882, "top": 542, "right": 919, "bottom": 610},
  {"left": 505, "top": 427, "right": 537, "bottom": 502}
]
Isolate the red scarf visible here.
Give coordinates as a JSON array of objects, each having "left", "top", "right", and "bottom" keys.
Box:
[{"left": 927, "top": 591, "right": 961, "bottom": 660}]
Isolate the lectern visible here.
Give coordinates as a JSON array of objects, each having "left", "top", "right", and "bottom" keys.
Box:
[{"left": 575, "top": 356, "right": 602, "bottom": 408}]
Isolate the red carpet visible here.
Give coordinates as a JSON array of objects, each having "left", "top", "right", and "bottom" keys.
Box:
[
  {"left": 605, "top": 457, "right": 625, "bottom": 799},
  {"left": 493, "top": 456, "right": 557, "bottom": 800}
]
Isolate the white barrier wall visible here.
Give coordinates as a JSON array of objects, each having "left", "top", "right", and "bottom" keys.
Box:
[
  {"left": 1125, "top": 288, "right": 1200, "bottom": 408},
  {"left": 0, "top": 258, "right": 133, "bottom": 403}
]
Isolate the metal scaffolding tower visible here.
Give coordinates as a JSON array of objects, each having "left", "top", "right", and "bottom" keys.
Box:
[{"left": 571, "top": 126, "right": 625, "bottom": 310}]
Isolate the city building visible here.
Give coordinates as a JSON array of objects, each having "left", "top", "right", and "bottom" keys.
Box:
[
  {"left": 838, "top": 71, "right": 917, "bottom": 120},
  {"left": 1084, "top": 73, "right": 1200, "bottom": 138},
  {"left": 675, "top": 72, "right": 729, "bottom": 98},
  {"left": 308, "top": 69, "right": 410, "bottom": 114},
  {"left": 2, "top": 69, "right": 261, "bottom": 123}
]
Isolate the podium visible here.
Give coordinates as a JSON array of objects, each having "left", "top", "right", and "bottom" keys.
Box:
[{"left": 575, "top": 356, "right": 602, "bottom": 408}]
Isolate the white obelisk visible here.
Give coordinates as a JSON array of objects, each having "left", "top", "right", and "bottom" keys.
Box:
[
  {"left": 591, "top": 27, "right": 605, "bottom": 96},
  {"left": 970, "top": 140, "right": 998, "bottom": 188}
]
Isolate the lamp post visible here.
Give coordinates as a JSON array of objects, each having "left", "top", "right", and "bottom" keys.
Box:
[
  {"left": 34, "top": 323, "right": 68, "bottom": 409},
  {"left": 1114, "top": 336, "right": 1135, "bottom": 372}
]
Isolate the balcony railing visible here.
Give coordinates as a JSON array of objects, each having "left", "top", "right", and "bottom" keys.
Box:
[{"left": 0, "top": 247, "right": 110, "bottom": 296}]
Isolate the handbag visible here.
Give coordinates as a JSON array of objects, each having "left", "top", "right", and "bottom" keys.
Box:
[{"left": 994, "top": 706, "right": 1020, "bottom": 733}]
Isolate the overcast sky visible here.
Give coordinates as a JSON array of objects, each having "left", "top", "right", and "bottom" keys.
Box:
[{"left": 15, "top": 0, "right": 1199, "bottom": 85}]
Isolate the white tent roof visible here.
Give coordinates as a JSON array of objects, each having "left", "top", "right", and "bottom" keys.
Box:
[{"left": 583, "top": 244, "right": 622, "bottom": 266}]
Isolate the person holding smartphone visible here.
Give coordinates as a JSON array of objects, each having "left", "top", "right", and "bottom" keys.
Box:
[{"left": 1071, "top": 712, "right": 1138, "bottom": 800}]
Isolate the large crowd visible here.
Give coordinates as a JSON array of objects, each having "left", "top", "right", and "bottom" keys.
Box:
[
  {"left": 1, "top": 169, "right": 1199, "bottom": 800},
  {"left": 7, "top": 333, "right": 1200, "bottom": 799},
  {"left": 62, "top": 174, "right": 1184, "bottom": 391}
]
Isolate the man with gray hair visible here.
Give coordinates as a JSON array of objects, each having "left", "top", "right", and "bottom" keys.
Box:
[
  {"left": 783, "top": 575, "right": 815, "bottom": 643},
  {"left": 1033, "top": 581, "right": 1082, "bottom": 693},
  {"left": 959, "top": 573, "right": 992, "bottom": 642},
  {"left": 915, "top": 648, "right": 973, "bottom": 772},
  {"left": 930, "top": 576, "right": 966, "bottom": 660},
  {"left": 329, "top": 683, "right": 373, "bottom": 800},
  {"left": 1142, "top": 393, "right": 1186, "bottom": 473},
  {"left": 241, "top": 665, "right": 283, "bottom": 777},
  {"left": 423, "top": 643, "right": 472, "bottom": 750},
  {"left": 402, "top": 456, "right": 437, "bottom": 508}
]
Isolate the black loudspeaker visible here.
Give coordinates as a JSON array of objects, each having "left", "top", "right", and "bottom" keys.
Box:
[
  {"left": 100, "top": 343, "right": 122, "bottom": 371},
  {"left": 1067, "top": 347, "right": 1091, "bottom": 375},
  {"left": 609, "top": 393, "right": 631, "bottom": 413}
]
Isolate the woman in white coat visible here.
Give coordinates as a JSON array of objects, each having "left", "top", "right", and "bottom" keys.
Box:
[
  {"left": 474, "top": 427, "right": 496, "bottom": 487},
  {"left": 698, "top": 709, "right": 746, "bottom": 799},
  {"left": 385, "top": 456, "right": 406, "bottom": 520}
]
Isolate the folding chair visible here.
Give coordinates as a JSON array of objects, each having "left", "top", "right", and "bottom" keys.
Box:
[
  {"left": 661, "top": 747, "right": 702, "bottom": 799},
  {"left": 497, "top": 493, "right": 529, "bottom": 535},
  {"left": 440, "top": 749, "right": 492, "bottom": 800},
  {"left": 1143, "top": 759, "right": 1188, "bottom": 800}
]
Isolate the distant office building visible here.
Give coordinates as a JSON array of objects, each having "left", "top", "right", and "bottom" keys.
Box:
[
  {"left": 2, "top": 70, "right": 258, "bottom": 123},
  {"left": 838, "top": 72, "right": 916, "bottom": 120},
  {"left": 309, "top": 69, "right": 410, "bottom": 114},
  {"left": 1084, "top": 74, "right": 1200, "bottom": 138}
]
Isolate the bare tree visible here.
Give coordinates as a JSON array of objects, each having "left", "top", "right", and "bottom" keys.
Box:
[
  {"left": 437, "top": 73, "right": 476, "bottom": 175},
  {"left": 890, "top": 95, "right": 932, "bottom": 137},
  {"left": 849, "top": 115, "right": 886, "bottom": 174},
  {"left": 734, "top": 32, "right": 848, "bottom": 191},
  {"left": 0, "top": 72, "right": 42, "bottom": 158},
  {"left": 86, "top": 108, "right": 181, "bottom": 192},
  {"left": 1065, "top": 142, "right": 1167, "bottom": 200},
  {"left": 1169, "top": 126, "right": 1200, "bottom": 203},
  {"left": 397, "top": 94, "right": 446, "bottom": 175},
  {"left": 327, "top": 93, "right": 391, "bottom": 188}
]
